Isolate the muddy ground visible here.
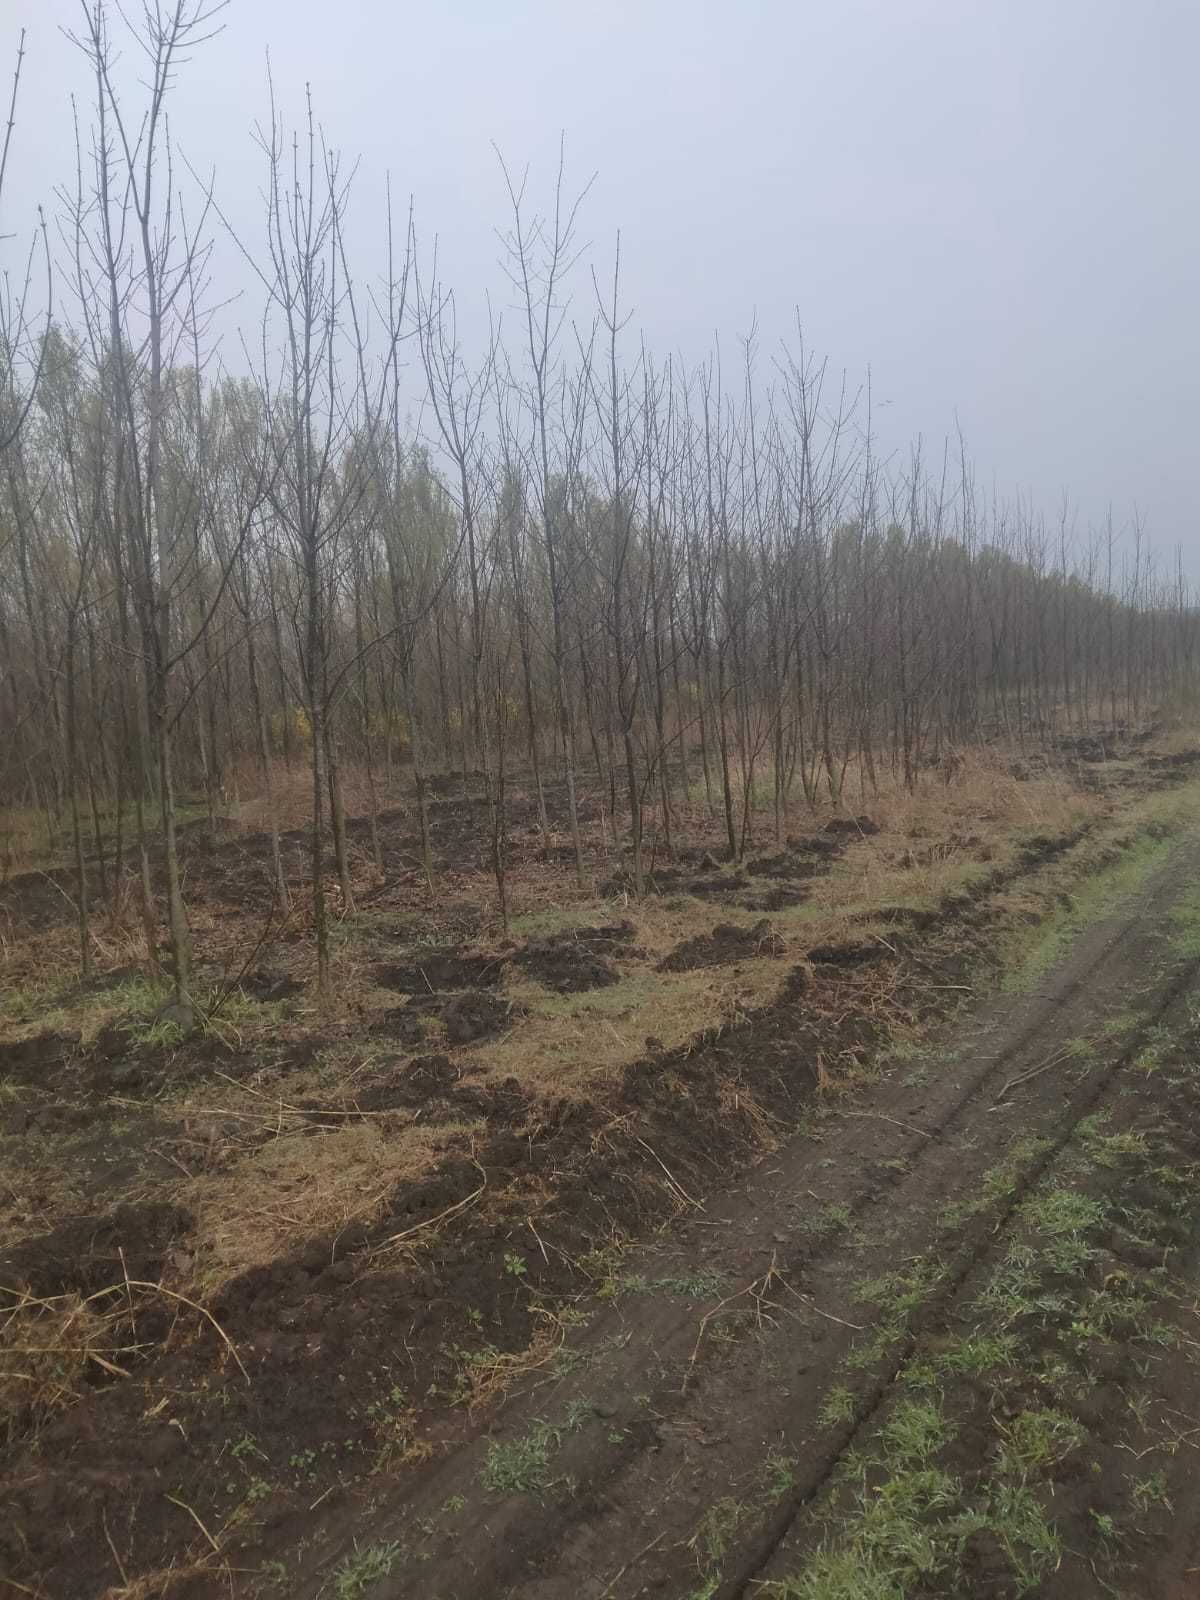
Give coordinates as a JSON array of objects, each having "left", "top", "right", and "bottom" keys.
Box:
[{"left": 3, "top": 743, "right": 1200, "bottom": 1599}]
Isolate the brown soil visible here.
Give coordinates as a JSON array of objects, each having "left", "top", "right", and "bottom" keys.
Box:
[
  {"left": 373, "top": 949, "right": 507, "bottom": 993},
  {"left": 0, "top": 1201, "right": 191, "bottom": 1300},
  {"left": 806, "top": 938, "right": 889, "bottom": 965},
  {"left": 658, "top": 917, "right": 786, "bottom": 972},
  {"left": 513, "top": 922, "right": 638, "bottom": 992}
]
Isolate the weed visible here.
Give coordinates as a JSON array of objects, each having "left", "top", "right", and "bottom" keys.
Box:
[
  {"left": 880, "top": 1399, "right": 953, "bottom": 1466},
  {"left": 483, "top": 1427, "right": 554, "bottom": 1495},
  {"left": 481, "top": 1405, "right": 586, "bottom": 1497},
  {"left": 599, "top": 1271, "right": 648, "bottom": 1300},
  {"left": 996, "top": 1408, "right": 1085, "bottom": 1475},
  {"left": 935, "top": 1332, "right": 1017, "bottom": 1376},
  {"left": 1090, "top": 1508, "right": 1120, "bottom": 1544},
  {"left": 760, "top": 1449, "right": 799, "bottom": 1500},
  {"left": 819, "top": 1385, "right": 856, "bottom": 1428},
  {"left": 331, "top": 1540, "right": 402, "bottom": 1598},
  {"left": 856, "top": 1258, "right": 943, "bottom": 1321},
  {"left": 1020, "top": 1187, "right": 1107, "bottom": 1274},
  {"left": 1131, "top": 1470, "right": 1172, "bottom": 1514},
  {"left": 843, "top": 1329, "right": 895, "bottom": 1373},
  {"left": 978, "top": 1478, "right": 1062, "bottom": 1589},
  {"left": 691, "top": 1496, "right": 745, "bottom": 1566},
  {"left": 800, "top": 1201, "right": 856, "bottom": 1243},
  {"left": 654, "top": 1268, "right": 728, "bottom": 1299}
]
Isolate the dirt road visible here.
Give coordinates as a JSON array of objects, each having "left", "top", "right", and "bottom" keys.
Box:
[{"left": 299, "top": 831, "right": 1200, "bottom": 1600}]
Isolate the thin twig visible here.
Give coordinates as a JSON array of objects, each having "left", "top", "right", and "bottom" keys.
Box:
[
  {"left": 633, "top": 1136, "right": 705, "bottom": 1210},
  {"left": 102, "top": 1510, "right": 130, "bottom": 1587},
  {"left": 598, "top": 1530, "right": 666, "bottom": 1596},
  {"left": 122, "top": 1280, "right": 249, "bottom": 1384},
  {"left": 841, "top": 1109, "right": 931, "bottom": 1138},
  {"left": 211, "top": 1070, "right": 406, "bottom": 1120},
  {"left": 164, "top": 1492, "right": 221, "bottom": 1553},
  {"left": 777, "top": 1273, "right": 866, "bottom": 1330},
  {"left": 994, "top": 1044, "right": 1077, "bottom": 1103},
  {"left": 370, "top": 1169, "right": 487, "bottom": 1257}
]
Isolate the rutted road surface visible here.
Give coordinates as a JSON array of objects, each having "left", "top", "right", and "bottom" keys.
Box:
[{"left": 293, "top": 826, "right": 1200, "bottom": 1600}]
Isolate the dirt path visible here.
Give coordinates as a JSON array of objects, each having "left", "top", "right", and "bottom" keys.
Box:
[{"left": 293, "top": 834, "right": 1200, "bottom": 1600}]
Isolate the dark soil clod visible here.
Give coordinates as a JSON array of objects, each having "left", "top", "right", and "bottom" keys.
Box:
[
  {"left": 659, "top": 918, "right": 786, "bottom": 973},
  {"left": 515, "top": 923, "right": 636, "bottom": 992},
  {"left": 823, "top": 815, "right": 881, "bottom": 837},
  {"left": 0, "top": 1201, "right": 193, "bottom": 1299},
  {"left": 806, "top": 939, "right": 888, "bottom": 966},
  {"left": 368, "top": 1007, "right": 429, "bottom": 1047},
  {"left": 0, "top": 1031, "right": 80, "bottom": 1083},
  {"left": 374, "top": 950, "right": 506, "bottom": 994},
  {"left": 441, "top": 991, "right": 521, "bottom": 1044}
]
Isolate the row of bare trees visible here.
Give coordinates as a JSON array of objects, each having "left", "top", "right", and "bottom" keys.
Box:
[{"left": 2, "top": 5, "right": 1197, "bottom": 1012}]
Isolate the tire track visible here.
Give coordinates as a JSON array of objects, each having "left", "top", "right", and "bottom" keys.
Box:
[{"left": 712, "top": 952, "right": 1200, "bottom": 1600}]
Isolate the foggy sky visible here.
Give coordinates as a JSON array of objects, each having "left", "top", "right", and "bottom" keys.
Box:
[{"left": 4, "top": 0, "right": 1198, "bottom": 560}]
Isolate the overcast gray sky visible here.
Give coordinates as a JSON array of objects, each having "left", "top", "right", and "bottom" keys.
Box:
[{"left": 5, "top": 0, "right": 1198, "bottom": 557}]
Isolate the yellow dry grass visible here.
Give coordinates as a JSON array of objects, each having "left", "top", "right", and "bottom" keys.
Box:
[
  {"left": 0, "top": 1287, "right": 121, "bottom": 1443},
  {"left": 464, "top": 746, "right": 1097, "bottom": 1095},
  {"left": 2, "top": 730, "right": 1193, "bottom": 1321},
  {"left": 182, "top": 1118, "right": 482, "bottom": 1292}
]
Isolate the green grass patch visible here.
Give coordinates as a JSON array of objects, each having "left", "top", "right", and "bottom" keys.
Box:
[
  {"left": 331, "top": 1540, "right": 403, "bottom": 1599},
  {"left": 481, "top": 1404, "right": 588, "bottom": 1497}
]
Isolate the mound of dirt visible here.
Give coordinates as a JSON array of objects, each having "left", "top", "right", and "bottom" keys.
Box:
[
  {"left": 823, "top": 814, "right": 880, "bottom": 837},
  {"left": 368, "top": 1007, "right": 429, "bottom": 1047},
  {"left": 1147, "top": 749, "right": 1200, "bottom": 771},
  {"left": 515, "top": 922, "right": 636, "bottom": 993},
  {"left": 353, "top": 1055, "right": 530, "bottom": 1125},
  {"left": 1053, "top": 733, "right": 1118, "bottom": 762},
  {"left": 0, "top": 1201, "right": 193, "bottom": 1299},
  {"left": 756, "top": 884, "right": 809, "bottom": 910},
  {"left": 790, "top": 832, "right": 846, "bottom": 855},
  {"left": 442, "top": 991, "right": 521, "bottom": 1044},
  {"left": 807, "top": 939, "right": 887, "bottom": 966},
  {"left": 689, "top": 869, "right": 751, "bottom": 896},
  {"left": 600, "top": 863, "right": 686, "bottom": 896},
  {"left": 748, "top": 843, "right": 840, "bottom": 879},
  {"left": 659, "top": 918, "right": 786, "bottom": 973},
  {"left": 354, "top": 1053, "right": 463, "bottom": 1112},
  {"left": 374, "top": 950, "right": 506, "bottom": 993},
  {"left": 0, "top": 1030, "right": 80, "bottom": 1084}
]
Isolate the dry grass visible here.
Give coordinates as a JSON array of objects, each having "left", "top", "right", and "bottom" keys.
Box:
[
  {"left": 0, "top": 1286, "right": 131, "bottom": 1443},
  {"left": 0, "top": 732, "right": 1191, "bottom": 1321},
  {"left": 463, "top": 747, "right": 1097, "bottom": 1096},
  {"left": 183, "top": 1119, "right": 482, "bottom": 1292}
]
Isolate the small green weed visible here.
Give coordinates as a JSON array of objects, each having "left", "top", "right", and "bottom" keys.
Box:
[
  {"left": 482, "top": 1405, "right": 587, "bottom": 1497},
  {"left": 331, "top": 1540, "right": 402, "bottom": 1599},
  {"left": 996, "top": 1408, "right": 1085, "bottom": 1475},
  {"left": 1131, "top": 1469, "right": 1172, "bottom": 1514},
  {"left": 654, "top": 1268, "right": 728, "bottom": 1299},
  {"left": 819, "top": 1385, "right": 856, "bottom": 1428}
]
